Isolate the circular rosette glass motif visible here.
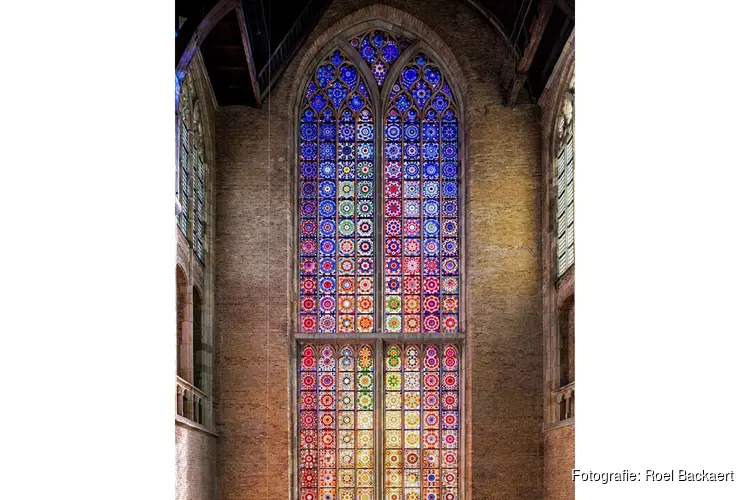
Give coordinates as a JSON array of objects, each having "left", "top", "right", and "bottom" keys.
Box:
[
  {"left": 423, "top": 296, "right": 440, "bottom": 313},
  {"left": 386, "top": 238, "right": 401, "bottom": 255},
  {"left": 300, "top": 296, "right": 316, "bottom": 313},
  {"left": 339, "top": 239, "right": 354, "bottom": 256},
  {"left": 403, "top": 200, "right": 419, "bottom": 217},
  {"left": 301, "top": 316, "right": 316, "bottom": 331},
  {"left": 442, "top": 295, "right": 459, "bottom": 313},
  {"left": 356, "top": 392, "right": 373, "bottom": 410},
  {"left": 443, "top": 142, "right": 458, "bottom": 159},
  {"left": 385, "top": 180, "right": 401, "bottom": 198},
  {"left": 443, "top": 199, "right": 458, "bottom": 216},
  {"left": 300, "top": 219, "right": 316, "bottom": 236},
  {"left": 424, "top": 257, "right": 439, "bottom": 275},
  {"left": 357, "top": 296, "right": 373, "bottom": 313},
  {"left": 357, "top": 181, "right": 373, "bottom": 198},
  {"left": 422, "top": 142, "right": 439, "bottom": 160},
  {"left": 403, "top": 219, "right": 420, "bottom": 237},
  {"left": 386, "top": 373, "right": 402, "bottom": 391},
  {"left": 404, "top": 238, "right": 420, "bottom": 256},
  {"left": 338, "top": 219, "right": 354, "bottom": 237},
  {"left": 386, "top": 276, "right": 401, "bottom": 293},
  {"left": 319, "top": 161, "right": 335, "bottom": 178},
  {"left": 385, "top": 123, "right": 401, "bottom": 140},
  {"left": 357, "top": 142, "right": 374, "bottom": 160},
  {"left": 319, "top": 296, "right": 335, "bottom": 314},
  {"left": 357, "top": 277, "right": 374, "bottom": 294},
  {"left": 403, "top": 257, "right": 420, "bottom": 275},
  {"left": 404, "top": 276, "right": 420, "bottom": 295},
  {"left": 443, "top": 181, "right": 458, "bottom": 197},
  {"left": 423, "top": 219, "right": 440, "bottom": 237},
  {"left": 339, "top": 296, "right": 355, "bottom": 314},
  {"left": 357, "top": 315, "right": 373, "bottom": 332},
  {"left": 357, "top": 161, "right": 373, "bottom": 179},
  {"left": 386, "top": 315, "right": 401, "bottom": 332},
  {"left": 442, "top": 161, "right": 458, "bottom": 178},
  {"left": 404, "top": 124, "right": 420, "bottom": 141},
  {"left": 319, "top": 277, "right": 336, "bottom": 294},
  {"left": 357, "top": 239, "right": 373, "bottom": 256},
  {"left": 424, "top": 314, "right": 440, "bottom": 331},
  {"left": 385, "top": 161, "right": 402, "bottom": 180},
  {"left": 385, "top": 143, "right": 401, "bottom": 160},
  {"left": 300, "top": 181, "right": 315, "bottom": 197},
  {"left": 357, "top": 258, "right": 373, "bottom": 274},
  {"left": 338, "top": 122, "right": 355, "bottom": 140},
  {"left": 443, "top": 373, "right": 458, "bottom": 390},
  {"left": 318, "top": 219, "right": 335, "bottom": 237},
  {"left": 319, "top": 200, "right": 335, "bottom": 217},
  {"left": 442, "top": 238, "right": 458, "bottom": 256},
  {"left": 338, "top": 258, "right": 355, "bottom": 275},
  {"left": 404, "top": 162, "right": 420, "bottom": 179},
  {"left": 357, "top": 219, "right": 373, "bottom": 237},
  {"left": 356, "top": 200, "right": 373, "bottom": 218},
  {"left": 339, "top": 181, "right": 354, "bottom": 198},
  {"left": 339, "top": 277, "right": 355, "bottom": 294},
  {"left": 404, "top": 296, "right": 420, "bottom": 314},
  {"left": 423, "top": 181, "right": 440, "bottom": 198},
  {"left": 404, "top": 143, "right": 420, "bottom": 159},
  {"left": 300, "top": 201, "right": 316, "bottom": 217},
  {"left": 386, "top": 295, "right": 401, "bottom": 313},
  {"left": 385, "top": 219, "right": 401, "bottom": 237},
  {"left": 399, "top": 181, "right": 416, "bottom": 198},
  {"left": 357, "top": 123, "right": 373, "bottom": 141}
]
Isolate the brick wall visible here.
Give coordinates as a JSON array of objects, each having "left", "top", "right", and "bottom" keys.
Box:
[
  {"left": 543, "top": 425, "right": 574, "bottom": 500},
  {"left": 176, "top": 423, "right": 218, "bottom": 500},
  {"left": 214, "top": 1, "right": 544, "bottom": 499}
]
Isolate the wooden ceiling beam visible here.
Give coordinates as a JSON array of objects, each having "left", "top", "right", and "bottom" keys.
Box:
[
  {"left": 506, "top": 0, "right": 554, "bottom": 106},
  {"left": 235, "top": 0, "right": 263, "bottom": 107},
  {"left": 176, "top": 0, "right": 237, "bottom": 82}
]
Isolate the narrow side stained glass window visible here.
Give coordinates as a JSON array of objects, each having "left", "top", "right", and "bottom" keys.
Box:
[{"left": 555, "top": 73, "right": 575, "bottom": 277}]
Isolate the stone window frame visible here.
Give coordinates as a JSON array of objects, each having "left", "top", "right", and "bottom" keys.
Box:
[
  {"left": 175, "top": 54, "right": 217, "bottom": 433},
  {"left": 540, "top": 30, "right": 575, "bottom": 430},
  {"left": 290, "top": 21, "right": 469, "bottom": 500}
]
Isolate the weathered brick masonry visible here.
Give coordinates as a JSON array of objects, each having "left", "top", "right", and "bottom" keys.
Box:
[{"left": 213, "top": 1, "right": 546, "bottom": 500}]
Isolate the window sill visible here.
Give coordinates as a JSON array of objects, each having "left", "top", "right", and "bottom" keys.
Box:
[
  {"left": 544, "top": 417, "right": 575, "bottom": 433},
  {"left": 175, "top": 414, "right": 218, "bottom": 437}
]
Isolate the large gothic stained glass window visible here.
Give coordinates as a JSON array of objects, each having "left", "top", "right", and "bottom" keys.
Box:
[
  {"left": 555, "top": 72, "right": 575, "bottom": 277},
  {"left": 298, "top": 31, "right": 463, "bottom": 500}
]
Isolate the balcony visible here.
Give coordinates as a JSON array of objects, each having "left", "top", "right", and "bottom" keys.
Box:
[
  {"left": 552, "top": 381, "right": 575, "bottom": 422},
  {"left": 176, "top": 375, "right": 214, "bottom": 431}
]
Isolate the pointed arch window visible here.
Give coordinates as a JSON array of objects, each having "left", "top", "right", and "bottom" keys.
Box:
[
  {"left": 176, "top": 69, "right": 207, "bottom": 263},
  {"left": 555, "top": 73, "right": 574, "bottom": 277},
  {"left": 297, "top": 31, "right": 464, "bottom": 500}
]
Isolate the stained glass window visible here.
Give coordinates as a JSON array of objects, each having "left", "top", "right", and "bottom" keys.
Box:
[
  {"left": 384, "top": 54, "right": 460, "bottom": 333},
  {"left": 555, "top": 72, "right": 574, "bottom": 277},
  {"left": 178, "top": 121, "right": 190, "bottom": 237},
  {"left": 299, "top": 49, "right": 375, "bottom": 334},
  {"left": 192, "top": 118, "right": 205, "bottom": 261},
  {"left": 299, "top": 344, "right": 375, "bottom": 500},
  {"left": 349, "top": 30, "right": 409, "bottom": 87},
  {"left": 385, "top": 344, "right": 460, "bottom": 500},
  {"left": 177, "top": 68, "right": 207, "bottom": 262},
  {"left": 298, "top": 32, "right": 464, "bottom": 500}
]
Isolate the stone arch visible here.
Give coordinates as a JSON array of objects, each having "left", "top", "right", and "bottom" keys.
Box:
[{"left": 176, "top": 264, "right": 188, "bottom": 379}]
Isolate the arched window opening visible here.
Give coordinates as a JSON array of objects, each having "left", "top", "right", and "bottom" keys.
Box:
[
  {"left": 296, "top": 28, "right": 464, "bottom": 500},
  {"left": 193, "top": 287, "right": 203, "bottom": 391},
  {"left": 182, "top": 390, "right": 190, "bottom": 419},
  {"left": 192, "top": 108, "right": 206, "bottom": 262},
  {"left": 555, "top": 71, "right": 575, "bottom": 277},
  {"left": 176, "top": 67, "right": 207, "bottom": 263},
  {"left": 177, "top": 75, "right": 193, "bottom": 237},
  {"left": 176, "top": 265, "right": 187, "bottom": 378}
]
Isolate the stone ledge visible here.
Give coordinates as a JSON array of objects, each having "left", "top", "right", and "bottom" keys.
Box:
[{"left": 175, "top": 414, "right": 219, "bottom": 438}]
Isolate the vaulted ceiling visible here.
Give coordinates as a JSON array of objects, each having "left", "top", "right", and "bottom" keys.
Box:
[{"left": 175, "top": 0, "right": 574, "bottom": 107}]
